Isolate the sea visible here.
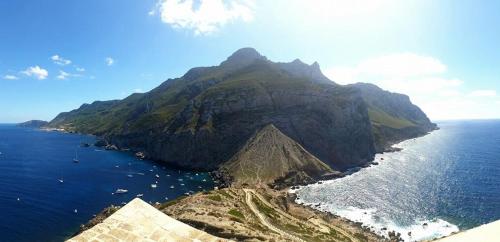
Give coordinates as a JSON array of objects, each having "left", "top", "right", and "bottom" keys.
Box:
[
  {"left": 293, "top": 120, "right": 500, "bottom": 241},
  {"left": 0, "top": 124, "right": 214, "bottom": 242}
]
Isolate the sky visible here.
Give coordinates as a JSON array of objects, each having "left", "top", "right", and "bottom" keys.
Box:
[{"left": 1, "top": 0, "right": 499, "bottom": 123}]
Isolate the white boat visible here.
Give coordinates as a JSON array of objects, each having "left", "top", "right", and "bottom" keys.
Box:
[
  {"left": 170, "top": 185, "right": 175, "bottom": 189},
  {"left": 155, "top": 174, "right": 160, "bottom": 178},
  {"left": 59, "top": 178, "right": 64, "bottom": 183},
  {"left": 127, "top": 174, "right": 133, "bottom": 178},
  {"left": 73, "top": 149, "right": 79, "bottom": 163},
  {"left": 115, "top": 189, "right": 128, "bottom": 194},
  {"left": 180, "top": 183, "right": 185, "bottom": 186},
  {"left": 136, "top": 194, "right": 143, "bottom": 197},
  {"left": 151, "top": 184, "right": 157, "bottom": 188}
]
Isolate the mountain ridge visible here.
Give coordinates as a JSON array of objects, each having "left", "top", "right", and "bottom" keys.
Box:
[{"left": 48, "top": 48, "right": 435, "bottom": 172}]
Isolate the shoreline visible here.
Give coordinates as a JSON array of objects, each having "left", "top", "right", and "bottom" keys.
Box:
[{"left": 289, "top": 128, "right": 463, "bottom": 242}]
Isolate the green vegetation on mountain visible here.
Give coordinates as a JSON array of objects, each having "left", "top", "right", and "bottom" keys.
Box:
[
  {"left": 17, "top": 120, "right": 48, "bottom": 128},
  {"left": 48, "top": 48, "right": 435, "bottom": 171}
]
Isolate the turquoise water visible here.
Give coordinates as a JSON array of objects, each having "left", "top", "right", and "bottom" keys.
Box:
[
  {"left": 294, "top": 120, "right": 500, "bottom": 241},
  {"left": 0, "top": 125, "right": 213, "bottom": 241}
]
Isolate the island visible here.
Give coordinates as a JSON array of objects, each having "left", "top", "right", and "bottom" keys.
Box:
[{"left": 54, "top": 48, "right": 436, "bottom": 241}]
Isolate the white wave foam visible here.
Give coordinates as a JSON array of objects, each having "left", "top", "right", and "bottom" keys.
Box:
[{"left": 295, "top": 201, "right": 458, "bottom": 241}]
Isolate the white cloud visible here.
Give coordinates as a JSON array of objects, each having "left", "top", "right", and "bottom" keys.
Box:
[
  {"left": 105, "top": 57, "right": 114, "bottom": 66},
  {"left": 22, "top": 66, "right": 48, "bottom": 80},
  {"left": 76, "top": 67, "right": 85, "bottom": 72},
  {"left": 3, "top": 75, "right": 18, "bottom": 80},
  {"left": 51, "top": 55, "right": 72, "bottom": 66},
  {"left": 468, "top": 90, "right": 497, "bottom": 97},
  {"left": 156, "top": 0, "right": 254, "bottom": 35},
  {"left": 325, "top": 53, "right": 500, "bottom": 120},
  {"left": 325, "top": 53, "right": 447, "bottom": 84},
  {"left": 134, "top": 88, "right": 144, "bottom": 93},
  {"left": 56, "top": 70, "right": 70, "bottom": 80}
]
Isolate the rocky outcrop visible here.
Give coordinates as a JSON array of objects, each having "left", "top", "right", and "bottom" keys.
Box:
[
  {"left": 17, "top": 120, "right": 48, "bottom": 128},
  {"left": 220, "top": 124, "right": 341, "bottom": 187}
]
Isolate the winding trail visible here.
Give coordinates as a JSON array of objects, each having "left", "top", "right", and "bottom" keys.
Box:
[
  {"left": 243, "top": 189, "right": 305, "bottom": 242},
  {"left": 244, "top": 189, "right": 359, "bottom": 242}
]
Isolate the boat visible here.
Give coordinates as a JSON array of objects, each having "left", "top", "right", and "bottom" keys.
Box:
[
  {"left": 136, "top": 194, "right": 143, "bottom": 197},
  {"left": 74, "top": 209, "right": 78, "bottom": 213},
  {"left": 72, "top": 149, "right": 79, "bottom": 163},
  {"left": 170, "top": 185, "right": 174, "bottom": 189},
  {"left": 115, "top": 189, "right": 128, "bottom": 194},
  {"left": 151, "top": 184, "right": 157, "bottom": 188},
  {"left": 180, "top": 183, "right": 185, "bottom": 186},
  {"left": 155, "top": 174, "right": 160, "bottom": 178},
  {"left": 127, "top": 174, "right": 133, "bottom": 178},
  {"left": 58, "top": 178, "right": 64, "bottom": 183}
]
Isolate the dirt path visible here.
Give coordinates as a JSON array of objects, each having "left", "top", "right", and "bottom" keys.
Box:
[
  {"left": 244, "top": 189, "right": 305, "bottom": 242},
  {"left": 245, "top": 189, "right": 360, "bottom": 242}
]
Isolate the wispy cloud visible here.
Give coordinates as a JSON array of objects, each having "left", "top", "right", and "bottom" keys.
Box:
[
  {"left": 156, "top": 0, "right": 254, "bottom": 35},
  {"left": 3, "top": 75, "right": 18, "bottom": 80},
  {"left": 75, "top": 67, "right": 85, "bottom": 72},
  {"left": 105, "top": 57, "right": 114, "bottom": 66},
  {"left": 56, "top": 70, "right": 70, "bottom": 80},
  {"left": 468, "top": 90, "right": 497, "bottom": 97},
  {"left": 51, "top": 55, "right": 72, "bottom": 66},
  {"left": 22, "top": 66, "right": 48, "bottom": 80}
]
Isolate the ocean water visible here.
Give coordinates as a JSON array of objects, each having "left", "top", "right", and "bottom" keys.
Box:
[
  {"left": 0, "top": 125, "right": 213, "bottom": 242},
  {"left": 293, "top": 120, "right": 500, "bottom": 241}
]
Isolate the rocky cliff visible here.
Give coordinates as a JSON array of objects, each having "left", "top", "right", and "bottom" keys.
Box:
[
  {"left": 48, "top": 48, "right": 435, "bottom": 171},
  {"left": 350, "top": 83, "right": 437, "bottom": 151},
  {"left": 220, "top": 124, "right": 341, "bottom": 187}
]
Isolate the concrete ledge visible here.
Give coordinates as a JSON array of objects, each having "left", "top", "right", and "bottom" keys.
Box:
[
  {"left": 67, "top": 198, "right": 230, "bottom": 242},
  {"left": 435, "top": 220, "right": 500, "bottom": 242}
]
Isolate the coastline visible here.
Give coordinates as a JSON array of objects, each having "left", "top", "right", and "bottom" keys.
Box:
[
  {"left": 43, "top": 126, "right": 440, "bottom": 241},
  {"left": 289, "top": 128, "right": 463, "bottom": 242}
]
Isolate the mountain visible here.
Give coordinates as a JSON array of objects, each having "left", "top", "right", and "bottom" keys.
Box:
[
  {"left": 48, "top": 48, "right": 435, "bottom": 171},
  {"left": 350, "top": 83, "right": 437, "bottom": 151},
  {"left": 17, "top": 120, "right": 48, "bottom": 128},
  {"left": 220, "top": 124, "right": 340, "bottom": 187}
]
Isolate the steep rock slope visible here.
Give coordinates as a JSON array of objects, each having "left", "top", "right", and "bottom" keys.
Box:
[
  {"left": 49, "top": 48, "right": 375, "bottom": 170},
  {"left": 221, "top": 124, "right": 340, "bottom": 186},
  {"left": 350, "top": 83, "right": 437, "bottom": 151}
]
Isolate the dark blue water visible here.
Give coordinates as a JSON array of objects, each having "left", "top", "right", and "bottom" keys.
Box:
[
  {"left": 0, "top": 125, "right": 214, "bottom": 242},
  {"left": 294, "top": 120, "right": 500, "bottom": 241}
]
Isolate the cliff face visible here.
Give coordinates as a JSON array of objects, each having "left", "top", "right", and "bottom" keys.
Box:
[
  {"left": 350, "top": 83, "right": 437, "bottom": 151},
  {"left": 48, "top": 48, "right": 434, "bottom": 171}
]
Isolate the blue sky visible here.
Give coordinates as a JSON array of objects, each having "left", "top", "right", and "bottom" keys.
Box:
[{"left": 1, "top": 0, "right": 499, "bottom": 122}]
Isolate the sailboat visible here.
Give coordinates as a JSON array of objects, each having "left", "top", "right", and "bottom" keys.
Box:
[{"left": 73, "top": 149, "right": 79, "bottom": 163}]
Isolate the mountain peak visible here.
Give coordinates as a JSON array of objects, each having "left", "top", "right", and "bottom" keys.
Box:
[
  {"left": 220, "top": 47, "right": 267, "bottom": 68},
  {"left": 221, "top": 123, "right": 335, "bottom": 186}
]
